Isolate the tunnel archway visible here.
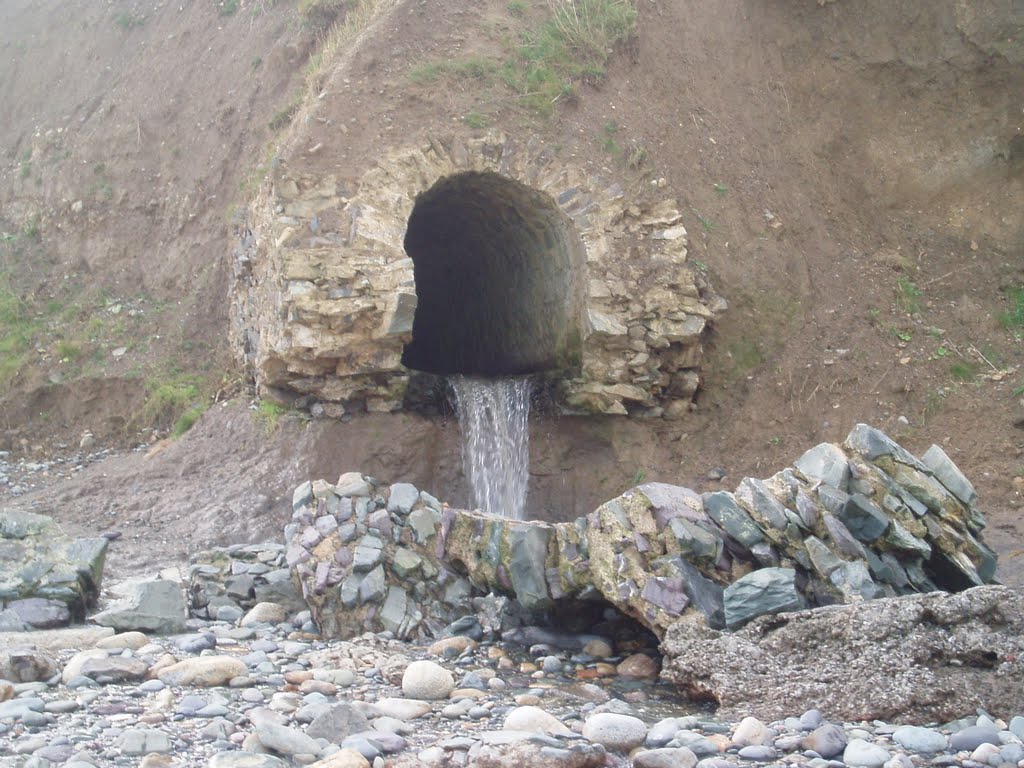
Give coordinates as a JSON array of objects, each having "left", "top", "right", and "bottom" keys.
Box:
[{"left": 401, "top": 171, "right": 586, "bottom": 377}]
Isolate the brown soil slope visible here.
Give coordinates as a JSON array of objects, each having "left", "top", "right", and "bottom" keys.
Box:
[{"left": 1, "top": 0, "right": 1022, "bottom": 584}]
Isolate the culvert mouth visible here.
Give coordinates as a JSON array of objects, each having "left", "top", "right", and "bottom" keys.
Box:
[{"left": 401, "top": 171, "right": 586, "bottom": 378}]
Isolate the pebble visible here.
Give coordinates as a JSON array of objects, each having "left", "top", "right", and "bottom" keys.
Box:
[{"left": 0, "top": 599, "right": 1021, "bottom": 768}]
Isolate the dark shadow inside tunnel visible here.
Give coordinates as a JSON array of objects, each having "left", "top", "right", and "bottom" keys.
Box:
[{"left": 401, "top": 171, "right": 586, "bottom": 377}]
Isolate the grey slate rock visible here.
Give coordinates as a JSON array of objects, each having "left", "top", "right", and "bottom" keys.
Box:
[
  {"left": 892, "top": 725, "right": 947, "bottom": 753},
  {"left": 844, "top": 423, "right": 929, "bottom": 473},
  {"left": 703, "top": 492, "right": 765, "bottom": 549},
  {"left": 921, "top": 444, "right": 977, "bottom": 506},
  {"left": 306, "top": 702, "right": 370, "bottom": 742},
  {"left": 723, "top": 567, "right": 803, "bottom": 629},
  {"left": 90, "top": 579, "right": 187, "bottom": 634},
  {"left": 387, "top": 483, "right": 420, "bottom": 514},
  {"left": 507, "top": 524, "right": 551, "bottom": 609},
  {"left": 839, "top": 494, "right": 890, "bottom": 542},
  {"left": 794, "top": 443, "right": 851, "bottom": 490},
  {"left": 735, "top": 478, "right": 789, "bottom": 531},
  {"left": 949, "top": 725, "right": 1000, "bottom": 751}
]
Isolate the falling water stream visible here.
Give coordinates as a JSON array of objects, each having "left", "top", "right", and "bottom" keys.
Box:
[{"left": 448, "top": 375, "right": 532, "bottom": 520}]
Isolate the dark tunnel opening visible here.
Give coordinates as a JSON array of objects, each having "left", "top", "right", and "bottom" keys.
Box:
[{"left": 401, "top": 171, "right": 586, "bottom": 377}]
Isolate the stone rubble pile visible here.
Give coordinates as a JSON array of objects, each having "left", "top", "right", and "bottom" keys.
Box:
[
  {"left": 283, "top": 424, "right": 996, "bottom": 642},
  {"left": 1, "top": 590, "right": 1023, "bottom": 767},
  {"left": 0, "top": 511, "right": 107, "bottom": 632}
]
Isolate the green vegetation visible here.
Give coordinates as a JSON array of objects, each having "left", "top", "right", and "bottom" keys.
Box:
[
  {"left": 268, "top": 99, "right": 301, "bottom": 132},
  {"left": 463, "top": 111, "right": 490, "bottom": 129},
  {"left": 714, "top": 182, "right": 728, "bottom": 196},
  {"left": 408, "top": 57, "right": 497, "bottom": 85},
  {"left": 602, "top": 120, "right": 620, "bottom": 155},
  {"left": 255, "top": 400, "right": 288, "bottom": 434},
  {"left": 115, "top": 11, "right": 145, "bottom": 29},
  {"left": 999, "top": 285, "right": 1024, "bottom": 332},
  {"left": 218, "top": 0, "right": 239, "bottom": 16},
  {"left": 896, "top": 275, "right": 922, "bottom": 315},
  {"left": 19, "top": 150, "right": 32, "bottom": 180},
  {"left": 950, "top": 361, "right": 977, "bottom": 382},
  {"left": 697, "top": 214, "right": 716, "bottom": 233},
  {"left": 298, "top": 0, "right": 351, "bottom": 28},
  {"left": 0, "top": 272, "right": 35, "bottom": 392},
  {"left": 141, "top": 371, "right": 207, "bottom": 436},
  {"left": 407, "top": 0, "right": 636, "bottom": 116},
  {"left": 302, "top": 0, "right": 381, "bottom": 95}
]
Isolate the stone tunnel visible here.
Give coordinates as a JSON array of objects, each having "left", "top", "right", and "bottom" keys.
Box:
[
  {"left": 231, "top": 131, "right": 720, "bottom": 418},
  {"left": 401, "top": 171, "right": 585, "bottom": 378}
]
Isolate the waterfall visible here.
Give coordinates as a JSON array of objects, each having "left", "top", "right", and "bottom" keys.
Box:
[{"left": 448, "top": 375, "right": 532, "bottom": 520}]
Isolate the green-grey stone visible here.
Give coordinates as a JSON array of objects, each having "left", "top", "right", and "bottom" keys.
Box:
[
  {"left": 357, "top": 565, "right": 386, "bottom": 604},
  {"left": 922, "top": 444, "right": 978, "bottom": 507},
  {"left": 292, "top": 481, "right": 314, "bottom": 512},
  {"left": 885, "top": 521, "right": 932, "bottom": 557},
  {"left": 339, "top": 572, "right": 363, "bottom": 608},
  {"left": 391, "top": 548, "right": 422, "bottom": 579},
  {"left": 387, "top": 483, "right": 419, "bottom": 515},
  {"left": 844, "top": 424, "right": 930, "bottom": 473},
  {"left": 829, "top": 560, "right": 884, "bottom": 601},
  {"left": 805, "top": 536, "right": 845, "bottom": 577},
  {"left": 794, "top": 443, "right": 851, "bottom": 491},
  {"left": 64, "top": 537, "right": 108, "bottom": 590},
  {"left": 668, "top": 517, "right": 722, "bottom": 563},
  {"left": 723, "top": 567, "right": 804, "bottom": 629},
  {"left": 407, "top": 508, "right": 438, "bottom": 544},
  {"left": 419, "top": 490, "right": 444, "bottom": 513},
  {"left": 817, "top": 485, "right": 850, "bottom": 515},
  {"left": 736, "top": 478, "right": 789, "bottom": 530},
  {"left": 1, "top": 510, "right": 56, "bottom": 539},
  {"left": 443, "top": 577, "right": 473, "bottom": 606},
  {"left": 379, "top": 586, "right": 408, "bottom": 634},
  {"left": 507, "top": 525, "right": 551, "bottom": 609},
  {"left": 839, "top": 494, "right": 890, "bottom": 542},
  {"left": 352, "top": 535, "right": 384, "bottom": 573},
  {"left": 703, "top": 491, "right": 765, "bottom": 548}
]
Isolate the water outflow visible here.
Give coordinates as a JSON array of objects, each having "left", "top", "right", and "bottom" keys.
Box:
[{"left": 448, "top": 375, "right": 532, "bottom": 521}]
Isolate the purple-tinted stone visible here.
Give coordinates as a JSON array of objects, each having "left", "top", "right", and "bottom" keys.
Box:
[
  {"left": 300, "top": 526, "right": 322, "bottom": 549},
  {"left": 314, "top": 515, "right": 339, "bottom": 536},
  {"left": 9, "top": 598, "right": 71, "bottom": 629},
  {"left": 285, "top": 544, "right": 311, "bottom": 566},
  {"left": 367, "top": 509, "right": 392, "bottom": 539},
  {"left": 640, "top": 482, "right": 709, "bottom": 528},
  {"left": 326, "top": 564, "right": 346, "bottom": 586},
  {"left": 617, "top": 579, "right": 637, "bottom": 601},
  {"left": 315, "top": 562, "right": 331, "bottom": 594},
  {"left": 640, "top": 576, "right": 689, "bottom": 616},
  {"left": 634, "top": 532, "right": 650, "bottom": 553},
  {"left": 293, "top": 508, "right": 314, "bottom": 526},
  {"left": 496, "top": 564, "right": 512, "bottom": 590},
  {"left": 335, "top": 497, "right": 354, "bottom": 523},
  {"left": 334, "top": 547, "right": 353, "bottom": 568}
]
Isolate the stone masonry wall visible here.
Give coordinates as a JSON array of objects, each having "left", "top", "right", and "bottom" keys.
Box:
[{"left": 231, "top": 132, "right": 723, "bottom": 417}]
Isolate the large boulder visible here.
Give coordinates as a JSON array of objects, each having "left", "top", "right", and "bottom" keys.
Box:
[
  {"left": 660, "top": 585, "right": 1024, "bottom": 722},
  {"left": 90, "top": 579, "right": 187, "bottom": 634},
  {"left": 0, "top": 510, "right": 107, "bottom": 629},
  {"left": 280, "top": 424, "right": 997, "bottom": 641}
]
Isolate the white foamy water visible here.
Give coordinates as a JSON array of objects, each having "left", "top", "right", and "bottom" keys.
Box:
[{"left": 448, "top": 375, "right": 532, "bottom": 520}]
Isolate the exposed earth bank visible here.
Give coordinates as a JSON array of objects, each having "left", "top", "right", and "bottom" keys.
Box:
[{"left": 0, "top": 0, "right": 1022, "bottom": 588}]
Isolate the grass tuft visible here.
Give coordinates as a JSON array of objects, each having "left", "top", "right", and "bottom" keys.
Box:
[{"left": 999, "top": 285, "right": 1024, "bottom": 331}]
